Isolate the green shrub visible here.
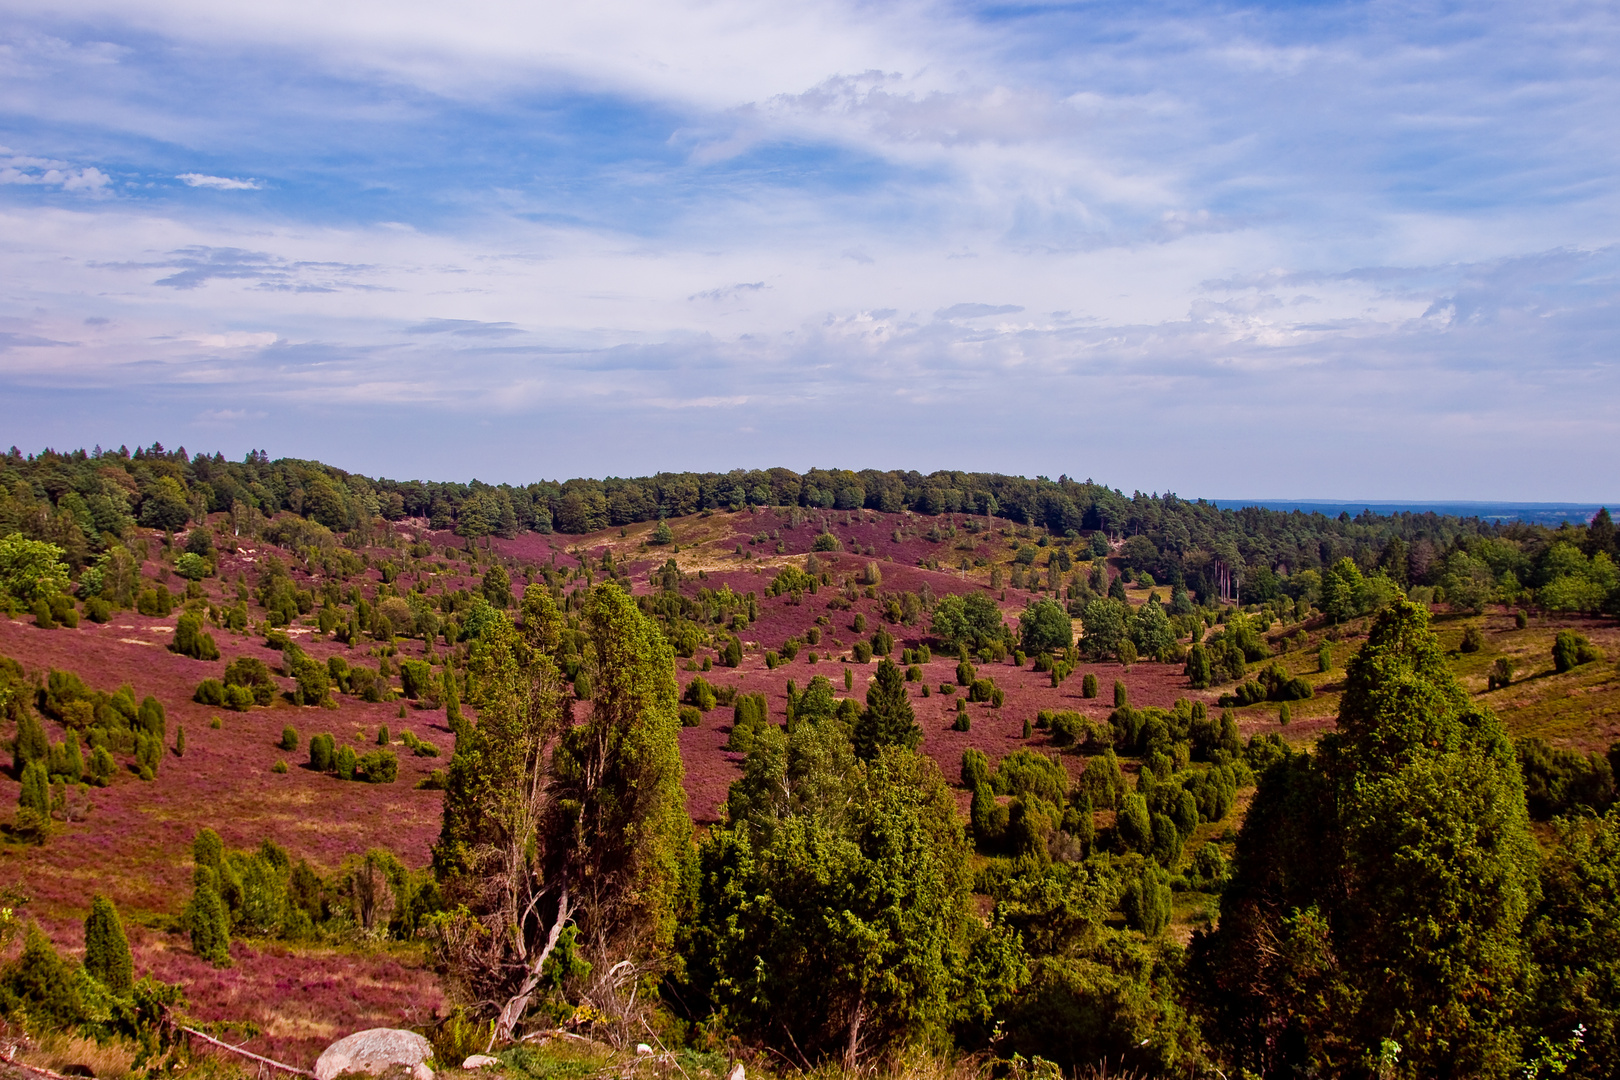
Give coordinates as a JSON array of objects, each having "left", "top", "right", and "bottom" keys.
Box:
[
  {"left": 1, "top": 923, "right": 87, "bottom": 1027},
  {"left": 812, "top": 532, "right": 842, "bottom": 552},
  {"left": 83, "top": 895, "right": 133, "bottom": 994},
  {"left": 185, "top": 884, "right": 232, "bottom": 966},
  {"left": 279, "top": 726, "right": 299, "bottom": 752},
  {"left": 1081, "top": 673, "right": 1098, "bottom": 698},
  {"left": 377, "top": 724, "right": 390, "bottom": 746},
  {"left": 956, "top": 660, "right": 976, "bottom": 686},
  {"left": 1459, "top": 625, "right": 1486, "bottom": 653},
  {"left": 1488, "top": 657, "right": 1514, "bottom": 690},
  {"left": 224, "top": 683, "right": 255, "bottom": 710},
  {"left": 1113, "top": 680, "right": 1128, "bottom": 708},
  {"left": 358, "top": 749, "right": 398, "bottom": 784},
  {"left": 1553, "top": 630, "right": 1602, "bottom": 673},
  {"left": 32, "top": 598, "right": 56, "bottom": 629},
  {"left": 952, "top": 711, "right": 971, "bottom": 732},
  {"left": 852, "top": 641, "right": 873, "bottom": 663},
  {"left": 334, "top": 743, "right": 358, "bottom": 779},
  {"left": 399, "top": 659, "right": 434, "bottom": 699},
  {"left": 680, "top": 704, "right": 703, "bottom": 727},
  {"left": 136, "top": 585, "right": 174, "bottom": 617},
  {"left": 224, "top": 656, "right": 277, "bottom": 705},
  {"left": 87, "top": 746, "right": 116, "bottom": 786},
  {"left": 49, "top": 594, "right": 78, "bottom": 628},
  {"left": 309, "top": 733, "right": 335, "bottom": 772},
  {"left": 194, "top": 678, "right": 226, "bottom": 706}
]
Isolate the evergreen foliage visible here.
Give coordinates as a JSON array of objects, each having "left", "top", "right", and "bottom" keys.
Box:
[
  {"left": 852, "top": 658, "right": 921, "bottom": 761},
  {"left": 83, "top": 895, "right": 133, "bottom": 994}
]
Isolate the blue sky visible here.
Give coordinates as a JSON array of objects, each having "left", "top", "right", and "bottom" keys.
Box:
[{"left": 1, "top": 0, "right": 1617, "bottom": 498}]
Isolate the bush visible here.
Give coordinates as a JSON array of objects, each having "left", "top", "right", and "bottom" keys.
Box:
[
  {"left": 334, "top": 743, "right": 358, "bottom": 779},
  {"left": 84, "top": 597, "right": 111, "bottom": 623},
  {"left": 224, "top": 657, "right": 277, "bottom": 706},
  {"left": 224, "top": 683, "right": 255, "bottom": 710},
  {"left": 1488, "top": 657, "right": 1514, "bottom": 690},
  {"left": 1553, "top": 630, "right": 1602, "bottom": 673},
  {"left": 1459, "top": 625, "right": 1486, "bottom": 653},
  {"left": 279, "top": 726, "right": 299, "bottom": 752},
  {"left": 1121, "top": 862, "right": 1172, "bottom": 937},
  {"left": 309, "top": 733, "right": 335, "bottom": 772},
  {"left": 1113, "top": 680, "right": 1128, "bottom": 708},
  {"left": 1082, "top": 672, "right": 1098, "bottom": 698},
  {"left": 956, "top": 660, "right": 976, "bottom": 686},
  {"left": 358, "top": 749, "right": 398, "bottom": 784},
  {"left": 31, "top": 598, "right": 56, "bottom": 629},
  {"left": 399, "top": 659, "right": 434, "bottom": 699},
  {"left": 171, "top": 612, "right": 220, "bottom": 660},
  {"left": 136, "top": 585, "right": 174, "bottom": 617},
  {"left": 194, "top": 678, "right": 226, "bottom": 706},
  {"left": 952, "top": 711, "right": 971, "bottom": 732},
  {"left": 684, "top": 676, "right": 718, "bottom": 711},
  {"left": 811, "top": 532, "right": 842, "bottom": 552},
  {"left": 852, "top": 641, "right": 873, "bottom": 663},
  {"left": 679, "top": 704, "right": 703, "bottom": 727}
]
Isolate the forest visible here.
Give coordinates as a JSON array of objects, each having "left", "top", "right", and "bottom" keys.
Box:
[{"left": 0, "top": 443, "right": 1616, "bottom": 1080}]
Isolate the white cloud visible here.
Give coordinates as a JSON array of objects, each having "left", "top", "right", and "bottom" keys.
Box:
[
  {"left": 0, "top": 148, "right": 112, "bottom": 193},
  {"left": 177, "top": 173, "right": 260, "bottom": 190},
  {"left": 186, "top": 330, "right": 278, "bottom": 348}
]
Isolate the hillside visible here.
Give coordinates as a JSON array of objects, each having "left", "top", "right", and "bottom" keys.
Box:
[{"left": 0, "top": 454, "right": 1617, "bottom": 1074}]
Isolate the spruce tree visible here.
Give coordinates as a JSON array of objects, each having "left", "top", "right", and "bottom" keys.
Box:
[
  {"left": 13, "top": 710, "right": 48, "bottom": 773},
  {"left": 852, "top": 658, "right": 921, "bottom": 761},
  {"left": 83, "top": 894, "right": 133, "bottom": 994}
]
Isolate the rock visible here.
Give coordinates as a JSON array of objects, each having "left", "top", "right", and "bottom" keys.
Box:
[
  {"left": 635, "top": 1044, "right": 653, "bottom": 1056},
  {"left": 727, "top": 1064, "right": 745, "bottom": 1080},
  {"left": 461, "top": 1056, "right": 500, "bottom": 1071},
  {"left": 315, "top": 1028, "right": 434, "bottom": 1080}
]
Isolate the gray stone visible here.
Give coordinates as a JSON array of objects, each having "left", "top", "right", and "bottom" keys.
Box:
[
  {"left": 727, "top": 1064, "right": 744, "bottom": 1080},
  {"left": 315, "top": 1028, "right": 434, "bottom": 1080},
  {"left": 461, "top": 1056, "right": 500, "bottom": 1071}
]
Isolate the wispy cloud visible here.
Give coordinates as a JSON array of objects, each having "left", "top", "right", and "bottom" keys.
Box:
[
  {"left": 177, "top": 173, "right": 260, "bottom": 190},
  {"left": 0, "top": 1, "right": 1615, "bottom": 496}
]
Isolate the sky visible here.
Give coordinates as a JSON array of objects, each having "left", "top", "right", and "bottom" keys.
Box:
[{"left": 1, "top": 0, "right": 1617, "bottom": 499}]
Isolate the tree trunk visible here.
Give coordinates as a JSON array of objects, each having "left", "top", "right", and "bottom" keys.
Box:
[
  {"left": 490, "top": 885, "right": 574, "bottom": 1048},
  {"left": 843, "top": 997, "right": 865, "bottom": 1071}
]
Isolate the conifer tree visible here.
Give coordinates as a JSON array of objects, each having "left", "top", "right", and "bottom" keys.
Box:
[
  {"left": 83, "top": 894, "right": 133, "bottom": 994},
  {"left": 1195, "top": 597, "right": 1537, "bottom": 1079},
  {"left": 185, "top": 882, "right": 232, "bottom": 966},
  {"left": 18, "top": 760, "right": 49, "bottom": 818},
  {"left": 852, "top": 658, "right": 921, "bottom": 761}
]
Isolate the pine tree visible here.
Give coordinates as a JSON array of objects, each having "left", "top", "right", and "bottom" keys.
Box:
[
  {"left": 83, "top": 894, "right": 133, "bottom": 994},
  {"left": 852, "top": 658, "right": 921, "bottom": 761}
]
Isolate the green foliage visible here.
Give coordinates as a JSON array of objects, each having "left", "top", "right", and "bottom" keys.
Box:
[
  {"left": 1081, "top": 672, "right": 1098, "bottom": 698},
  {"left": 0, "top": 534, "right": 70, "bottom": 606},
  {"left": 0, "top": 923, "right": 86, "bottom": 1028},
  {"left": 279, "top": 726, "right": 299, "bottom": 752},
  {"left": 1553, "top": 630, "right": 1603, "bottom": 673},
  {"left": 811, "top": 531, "right": 842, "bottom": 551},
  {"left": 1113, "top": 679, "right": 1127, "bottom": 709},
  {"left": 83, "top": 895, "right": 133, "bottom": 995},
  {"left": 1320, "top": 556, "right": 1366, "bottom": 623},
  {"left": 1119, "top": 860, "right": 1171, "bottom": 936},
  {"left": 685, "top": 746, "right": 985, "bottom": 1064},
  {"left": 170, "top": 611, "right": 220, "bottom": 660},
  {"left": 399, "top": 658, "right": 434, "bottom": 699},
  {"left": 1018, "top": 598, "right": 1073, "bottom": 655},
  {"left": 1195, "top": 597, "right": 1538, "bottom": 1079},
  {"left": 358, "top": 749, "right": 398, "bottom": 784},
  {"left": 1185, "top": 642, "right": 1212, "bottom": 688},
  {"left": 1080, "top": 598, "right": 1129, "bottom": 660},
  {"left": 334, "top": 743, "right": 358, "bottom": 779},
  {"left": 852, "top": 658, "right": 921, "bottom": 760},
  {"left": 224, "top": 656, "right": 277, "bottom": 706},
  {"left": 1517, "top": 737, "right": 1615, "bottom": 819},
  {"left": 185, "top": 882, "right": 232, "bottom": 966},
  {"left": 1526, "top": 805, "right": 1620, "bottom": 1079},
  {"left": 309, "top": 732, "right": 335, "bottom": 772},
  {"left": 931, "top": 592, "right": 1007, "bottom": 654}
]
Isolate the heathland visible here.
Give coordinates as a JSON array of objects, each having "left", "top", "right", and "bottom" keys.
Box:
[{"left": 1, "top": 446, "right": 1617, "bottom": 1080}]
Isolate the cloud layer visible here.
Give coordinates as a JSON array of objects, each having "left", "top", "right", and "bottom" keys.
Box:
[{"left": 0, "top": 0, "right": 1616, "bottom": 497}]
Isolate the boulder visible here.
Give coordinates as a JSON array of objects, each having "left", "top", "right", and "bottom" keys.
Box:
[
  {"left": 461, "top": 1056, "right": 500, "bottom": 1071},
  {"left": 726, "top": 1065, "right": 744, "bottom": 1080},
  {"left": 315, "top": 1029, "right": 434, "bottom": 1080}
]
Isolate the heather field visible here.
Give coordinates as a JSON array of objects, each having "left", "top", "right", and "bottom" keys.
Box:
[{"left": 2, "top": 504, "right": 1617, "bottom": 1069}]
